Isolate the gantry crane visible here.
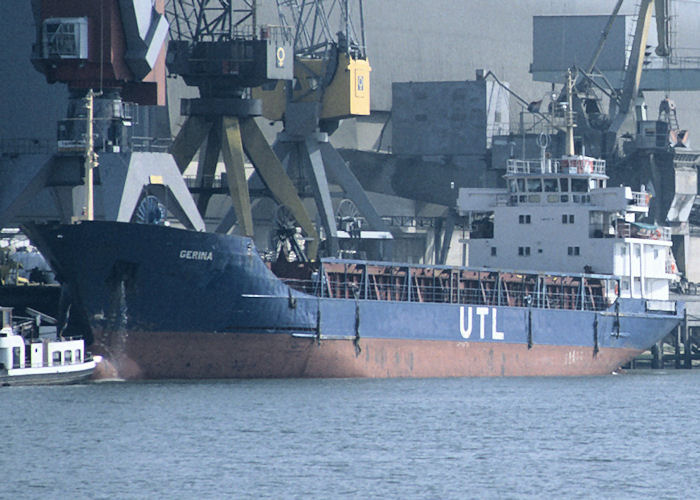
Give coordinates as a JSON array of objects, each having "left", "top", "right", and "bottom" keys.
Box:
[
  {"left": 165, "top": 0, "right": 321, "bottom": 258},
  {"left": 252, "top": 0, "right": 393, "bottom": 259},
  {"left": 1, "top": 0, "right": 203, "bottom": 231}
]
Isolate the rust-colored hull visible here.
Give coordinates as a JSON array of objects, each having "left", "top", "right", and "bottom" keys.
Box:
[{"left": 93, "top": 330, "right": 640, "bottom": 379}]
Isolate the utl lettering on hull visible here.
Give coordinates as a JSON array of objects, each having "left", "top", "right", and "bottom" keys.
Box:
[{"left": 460, "top": 306, "right": 505, "bottom": 340}]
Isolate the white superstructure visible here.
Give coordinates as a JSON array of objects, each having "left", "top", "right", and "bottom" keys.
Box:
[
  {"left": 0, "top": 307, "right": 99, "bottom": 385},
  {"left": 457, "top": 154, "right": 676, "bottom": 300}
]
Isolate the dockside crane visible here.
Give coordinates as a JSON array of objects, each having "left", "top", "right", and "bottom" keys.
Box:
[
  {"left": 254, "top": 0, "right": 393, "bottom": 259},
  {"left": 165, "top": 0, "right": 320, "bottom": 258},
  {"left": 2, "top": 0, "right": 204, "bottom": 231}
]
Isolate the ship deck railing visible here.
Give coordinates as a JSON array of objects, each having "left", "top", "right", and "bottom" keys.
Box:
[
  {"left": 506, "top": 158, "right": 606, "bottom": 175},
  {"left": 615, "top": 222, "right": 671, "bottom": 241},
  {"left": 275, "top": 260, "right": 615, "bottom": 312}
]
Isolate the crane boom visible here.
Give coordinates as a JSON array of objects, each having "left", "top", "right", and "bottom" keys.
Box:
[{"left": 609, "top": 0, "right": 655, "bottom": 133}]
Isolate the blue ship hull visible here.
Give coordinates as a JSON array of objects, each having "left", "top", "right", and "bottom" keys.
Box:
[{"left": 26, "top": 221, "right": 683, "bottom": 379}]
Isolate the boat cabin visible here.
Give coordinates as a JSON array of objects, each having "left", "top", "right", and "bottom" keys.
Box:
[
  {"left": 457, "top": 155, "right": 675, "bottom": 300},
  {"left": 0, "top": 307, "right": 85, "bottom": 371}
]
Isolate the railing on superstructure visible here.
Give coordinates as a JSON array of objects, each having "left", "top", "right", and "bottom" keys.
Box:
[
  {"left": 506, "top": 157, "right": 606, "bottom": 175},
  {"left": 274, "top": 260, "right": 615, "bottom": 312},
  {"left": 615, "top": 222, "right": 671, "bottom": 241}
]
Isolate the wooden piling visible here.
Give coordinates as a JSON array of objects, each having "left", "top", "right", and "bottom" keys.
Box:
[
  {"left": 675, "top": 323, "right": 682, "bottom": 369},
  {"left": 684, "top": 321, "right": 692, "bottom": 370},
  {"left": 651, "top": 341, "right": 664, "bottom": 369}
]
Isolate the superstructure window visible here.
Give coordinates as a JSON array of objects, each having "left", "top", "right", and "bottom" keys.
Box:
[
  {"left": 571, "top": 179, "right": 588, "bottom": 192},
  {"left": 562, "top": 214, "right": 574, "bottom": 224},
  {"left": 589, "top": 211, "right": 605, "bottom": 237},
  {"left": 518, "top": 246, "right": 531, "bottom": 256},
  {"left": 491, "top": 247, "right": 497, "bottom": 256},
  {"left": 543, "top": 179, "right": 557, "bottom": 192},
  {"left": 526, "top": 178, "right": 542, "bottom": 192},
  {"left": 519, "top": 214, "right": 531, "bottom": 224},
  {"left": 567, "top": 246, "right": 580, "bottom": 256}
]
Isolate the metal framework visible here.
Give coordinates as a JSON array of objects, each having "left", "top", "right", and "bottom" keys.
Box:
[
  {"left": 166, "top": 0, "right": 258, "bottom": 42},
  {"left": 276, "top": 0, "right": 366, "bottom": 58}
]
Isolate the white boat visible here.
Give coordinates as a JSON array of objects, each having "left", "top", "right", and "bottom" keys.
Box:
[{"left": 0, "top": 307, "right": 100, "bottom": 386}]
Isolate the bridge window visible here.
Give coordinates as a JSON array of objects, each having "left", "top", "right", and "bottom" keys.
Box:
[
  {"left": 543, "top": 179, "right": 558, "bottom": 192},
  {"left": 560, "top": 179, "right": 570, "bottom": 192},
  {"left": 572, "top": 179, "right": 588, "bottom": 192},
  {"left": 526, "top": 178, "right": 542, "bottom": 192}
]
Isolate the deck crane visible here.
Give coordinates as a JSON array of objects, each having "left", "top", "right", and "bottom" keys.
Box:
[
  {"left": 253, "top": 0, "right": 393, "bottom": 259},
  {"left": 165, "top": 0, "right": 320, "bottom": 258}
]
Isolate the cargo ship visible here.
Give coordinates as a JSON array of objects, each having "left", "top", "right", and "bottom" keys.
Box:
[
  {"left": 25, "top": 144, "right": 683, "bottom": 378},
  {"left": 23, "top": 78, "right": 684, "bottom": 378}
]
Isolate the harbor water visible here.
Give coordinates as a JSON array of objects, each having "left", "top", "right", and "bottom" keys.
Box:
[{"left": 4, "top": 371, "right": 700, "bottom": 499}]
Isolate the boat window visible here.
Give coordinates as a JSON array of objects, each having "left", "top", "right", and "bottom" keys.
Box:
[
  {"left": 1, "top": 309, "right": 10, "bottom": 329},
  {"left": 526, "top": 178, "right": 542, "bottom": 192},
  {"left": 589, "top": 179, "right": 597, "bottom": 190},
  {"left": 518, "top": 246, "right": 531, "bottom": 256},
  {"left": 562, "top": 214, "right": 574, "bottom": 224},
  {"left": 64, "top": 350, "right": 72, "bottom": 364},
  {"left": 527, "top": 194, "right": 540, "bottom": 203},
  {"left": 571, "top": 179, "right": 588, "bottom": 192},
  {"left": 470, "top": 212, "right": 494, "bottom": 239},
  {"left": 560, "top": 194, "right": 569, "bottom": 202},
  {"left": 519, "top": 214, "right": 531, "bottom": 224},
  {"left": 508, "top": 180, "right": 518, "bottom": 193},
  {"left": 12, "top": 347, "right": 21, "bottom": 369},
  {"left": 75, "top": 349, "right": 82, "bottom": 362},
  {"left": 560, "top": 178, "right": 569, "bottom": 192},
  {"left": 543, "top": 178, "right": 558, "bottom": 192},
  {"left": 589, "top": 211, "right": 606, "bottom": 238},
  {"left": 52, "top": 351, "right": 62, "bottom": 365},
  {"left": 491, "top": 247, "right": 497, "bottom": 256},
  {"left": 516, "top": 179, "right": 525, "bottom": 192},
  {"left": 547, "top": 194, "right": 558, "bottom": 203},
  {"left": 567, "top": 246, "right": 580, "bottom": 256}
]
